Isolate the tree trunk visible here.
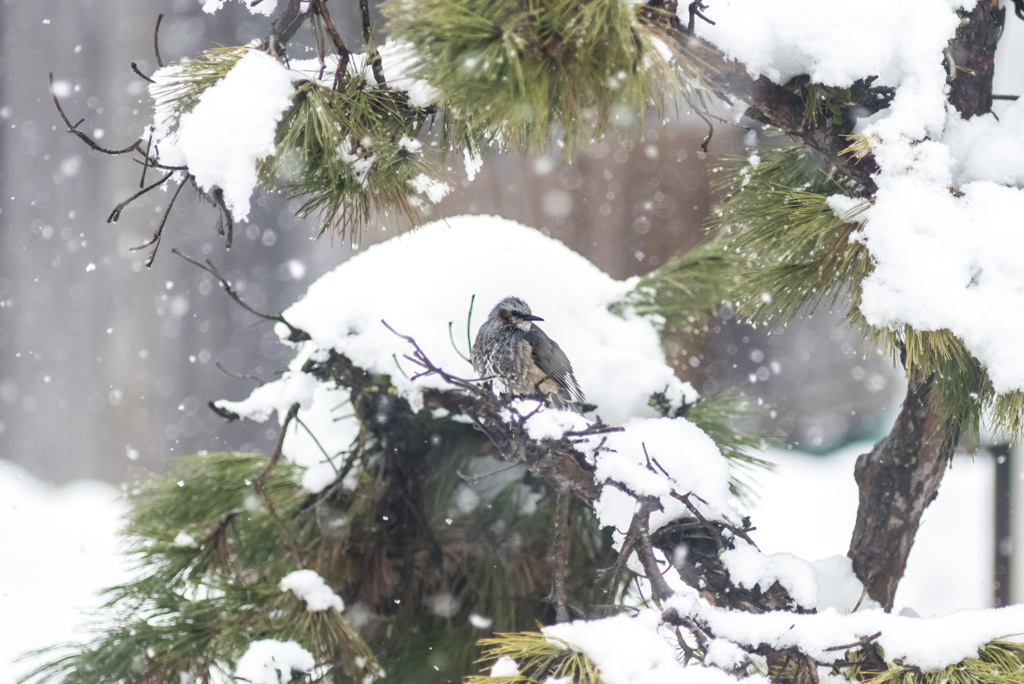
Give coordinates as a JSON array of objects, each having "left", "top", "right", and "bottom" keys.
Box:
[
  {"left": 848, "top": 370, "right": 957, "bottom": 609},
  {"left": 847, "top": 0, "right": 1004, "bottom": 610}
]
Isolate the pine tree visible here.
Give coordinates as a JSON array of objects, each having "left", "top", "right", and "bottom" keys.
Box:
[{"left": 28, "top": 1, "right": 1024, "bottom": 683}]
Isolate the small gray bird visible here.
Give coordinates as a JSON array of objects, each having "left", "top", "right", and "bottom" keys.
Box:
[{"left": 472, "top": 296, "right": 585, "bottom": 410}]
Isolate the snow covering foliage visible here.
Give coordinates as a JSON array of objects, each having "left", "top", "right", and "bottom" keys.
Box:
[
  {"left": 150, "top": 50, "right": 296, "bottom": 222},
  {"left": 546, "top": 611, "right": 753, "bottom": 684},
  {"left": 0, "top": 446, "right": 1002, "bottom": 681},
  {"left": 217, "top": 215, "right": 699, "bottom": 493},
  {"left": 698, "top": 0, "right": 1024, "bottom": 394},
  {"left": 592, "top": 417, "right": 737, "bottom": 536},
  {"left": 670, "top": 594, "right": 1024, "bottom": 673},
  {"left": 234, "top": 639, "right": 315, "bottom": 684},
  {"left": 147, "top": 41, "right": 440, "bottom": 229},
  {"left": 542, "top": 590, "right": 1024, "bottom": 682},
  {"left": 201, "top": 0, "right": 281, "bottom": 15},
  {"left": 279, "top": 569, "right": 345, "bottom": 612}
]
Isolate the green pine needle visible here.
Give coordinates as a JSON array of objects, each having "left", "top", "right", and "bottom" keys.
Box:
[
  {"left": 854, "top": 640, "right": 1024, "bottom": 684},
  {"left": 262, "top": 72, "right": 444, "bottom": 241},
  {"left": 466, "top": 632, "right": 604, "bottom": 684},
  {"left": 387, "top": 0, "right": 678, "bottom": 156}
]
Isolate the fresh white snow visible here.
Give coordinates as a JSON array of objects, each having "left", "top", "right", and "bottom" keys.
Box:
[
  {"left": 171, "top": 50, "right": 296, "bottom": 222},
  {"left": 696, "top": 0, "right": 1024, "bottom": 398},
  {"left": 0, "top": 445, "right": 999, "bottom": 681},
  {"left": 0, "top": 460, "right": 127, "bottom": 682},
  {"left": 201, "top": 0, "right": 281, "bottom": 16},
  {"left": 217, "top": 215, "right": 699, "bottom": 492},
  {"left": 279, "top": 569, "right": 345, "bottom": 612},
  {"left": 234, "top": 639, "right": 316, "bottom": 684}
]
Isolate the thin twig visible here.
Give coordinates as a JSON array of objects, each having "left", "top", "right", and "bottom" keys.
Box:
[
  {"left": 295, "top": 414, "right": 340, "bottom": 476},
  {"left": 107, "top": 171, "right": 173, "bottom": 223},
  {"left": 311, "top": 0, "right": 351, "bottom": 90},
  {"left": 687, "top": 1, "right": 715, "bottom": 34},
  {"left": 50, "top": 73, "right": 143, "bottom": 156},
  {"left": 254, "top": 402, "right": 304, "bottom": 567},
  {"left": 131, "top": 62, "right": 155, "bottom": 83},
  {"left": 215, "top": 361, "right": 265, "bottom": 385},
  {"left": 172, "top": 248, "right": 311, "bottom": 341},
  {"left": 130, "top": 178, "right": 186, "bottom": 267},
  {"left": 139, "top": 128, "right": 154, "bottom": 189}
]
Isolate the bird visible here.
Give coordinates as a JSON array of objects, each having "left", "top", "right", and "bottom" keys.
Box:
[{"left": 472, "top": 296, "right": 585, "bottom": 410}]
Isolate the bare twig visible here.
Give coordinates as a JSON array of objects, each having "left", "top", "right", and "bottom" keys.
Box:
[
  {"left": 687, "top": 1, "right": 715, "bottom": 34},
  {"left": 311, "top": 0, "right": 351, "bottom": 90},
  {"left": 131, "top": 62, "right": 155, "bottom": 83},
  {"left": 138, "top": 129, "right": 154, "bottom": 189},
  {"left": 206, "top": 187, "right": 235, "bottom": 250},
  {"left": 50, "top": 73, "right": 143, "bottom": 156},
  {"left": 172, "top": 248, "right": 311, "bottom": 341},
  {"left": 153, "top": 13, "right": 165, "bottom": 68},
  {"left": 455, "top": 462, "right": 522, "bottom": 485},
  {"left": 254, "top": 402, "right": 304, "bottom": 567},
  {"left": 108, "top": 171, "right": 173, "bottom": 223},
  {"left": 215, "top": 361, "right": 265, "bottom": 385},
  {"left": 130, "top": 178, "right": 187, "bottom": 267}
]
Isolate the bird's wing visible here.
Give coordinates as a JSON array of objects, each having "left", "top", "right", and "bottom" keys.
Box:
[{"left": 527, "top": 327, "right": 585, "bottom": 403}]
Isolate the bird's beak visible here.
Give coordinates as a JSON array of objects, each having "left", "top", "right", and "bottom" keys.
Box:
[{"left": 525, "top": 314, "right": 544, "bottom": 322}]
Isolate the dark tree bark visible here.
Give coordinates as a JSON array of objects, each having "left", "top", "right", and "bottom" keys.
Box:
[{"left": 848, "top": 370, "right": 957, "bottom": 609}]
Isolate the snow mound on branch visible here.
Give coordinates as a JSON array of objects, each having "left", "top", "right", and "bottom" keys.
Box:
[
  {"left": 856, "top": 163, "right": 1024, "bottom": 393},
  {"left": 854, "top": 99, "right": 1024, "bottom": 394},
  {"left": 280, "top": 569, "right": 345, "bottom": 612},
  {"left": 856, "top": 98, "right": 1024, "bottom": 395},
  {"left": 591, "top": 416, "right": 739, "bottom": 534},
  {"left": 721, "top": 544, "right": 818, "bottom": 609},
  {"left": 695, "top": 0, "right": 963, "bottom": 141},
  {"left": 545, "top": 610, "right": 764, "bottom": 684},
  {"left": 235, "top": 639, "right": 315, "bottom": 684},
  {"left": 216, "top": 216, "right": 700, "bottom": 492},
  {"left": 173, "top": 50, "right": 296, "bottom": 222},
  {"left": 696, "top": 0, "right": 1024, "bottom": 395},
  {"left": 668, "top": 591, "right": 1024, "bottom": 673},
  {"left": 268, "top": 215, "right": 694, "bottom": 421}
]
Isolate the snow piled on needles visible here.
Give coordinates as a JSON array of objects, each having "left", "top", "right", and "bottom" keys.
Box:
[
  {"left": 697, "top": 0, "right": 1024, "bottom": 395},
  {"left": 146, "top": 43, "right": 440, "bottom": 224},
  {"left": 217, "top": 215, "right": 703, "bottom": 495}
]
